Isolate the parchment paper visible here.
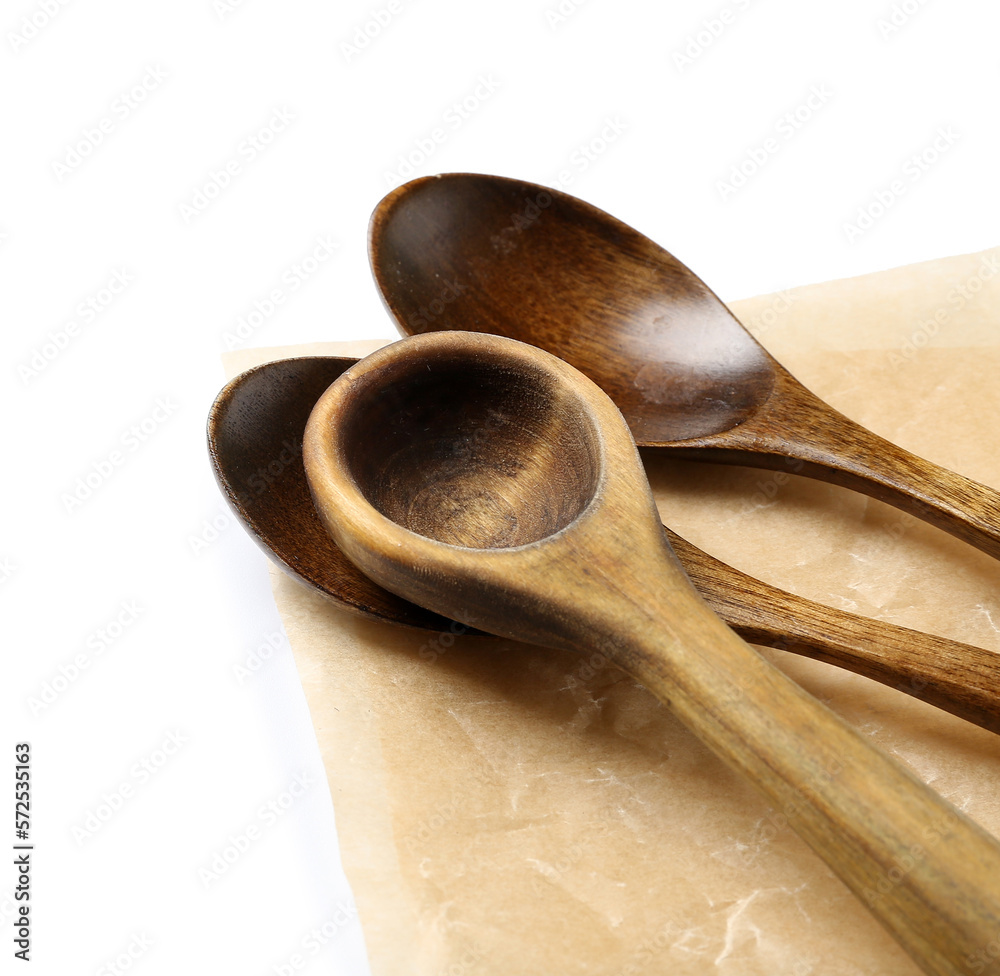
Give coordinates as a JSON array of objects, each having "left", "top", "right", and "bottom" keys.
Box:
[{"left": 223, "top": 248, "right": 1000, "bottom": 976}]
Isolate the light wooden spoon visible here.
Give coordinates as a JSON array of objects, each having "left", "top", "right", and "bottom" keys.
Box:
[
  {"left": 369, "top": 172, "right": 1000, "bottom": 560},
  {"left": 208, "top": 355, "right": 1000, "bottom": 733},
  {"left": 302, "top": 330, "right": 1000, "bottom": 976}
]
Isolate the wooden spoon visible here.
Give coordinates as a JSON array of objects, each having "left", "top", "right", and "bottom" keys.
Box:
[
  {"left": 208, "top": 354, "right": 1000, "bottom": 733},
  {"left": 302, "top": 330, "right": 1000, "bottom": 976},
  {"left": 369, "top": 172, "right": 1000, "bottom": 560}
]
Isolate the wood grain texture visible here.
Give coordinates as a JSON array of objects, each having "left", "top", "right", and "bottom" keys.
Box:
[
  {"left": 207, "top": 355, "right": 1000, "bottom": 733},
  {"left": 668, "top": 373, "right": 1000, "bottom": 560},
  {"left": 368, "top": 172, "right": 1000, "bottom": 560},
  {"left": 206, "top": 355, "right": 457, "bottom": 632},
  {"left": 302, "top": 330, "right": 1000, "bottom": 976}
]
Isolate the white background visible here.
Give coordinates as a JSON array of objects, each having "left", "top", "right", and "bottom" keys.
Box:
[{"left": 2, "top": 0, "right": 997, "bottom": 973}]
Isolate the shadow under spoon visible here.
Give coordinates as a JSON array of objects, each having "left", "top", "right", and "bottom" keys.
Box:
[{"left": 207, "top": 354, "right": 1000, "bottom": 734}]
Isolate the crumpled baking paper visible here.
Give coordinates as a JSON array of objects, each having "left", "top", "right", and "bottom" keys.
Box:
[{"left": 222, "top": 248, "right": 1000, "bottom": 976}]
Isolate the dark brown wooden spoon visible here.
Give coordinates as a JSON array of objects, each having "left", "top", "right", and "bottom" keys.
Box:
[
  {"left": 207, "top": 355, "right": 1000, "bottom": 733},
  {"left": 301, "top": 330, "right": 1000, "bottom": 976},
  {"left": 368, "top": 172, "right": 1000, "bottom": 561}
]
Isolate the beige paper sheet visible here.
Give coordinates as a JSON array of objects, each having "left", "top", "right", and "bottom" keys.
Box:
[{"left": 223, "top": 248, "right": 1000, "bottom": 976}]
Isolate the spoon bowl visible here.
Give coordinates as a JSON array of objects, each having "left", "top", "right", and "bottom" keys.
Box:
[
  {"left": 208, "top": 355, "right": 1000, "bottom": 732},
  {"left": 207, "top": 355, "right": 457, "bottom": 631},
  {"left": 370, "top": 172, "right": 775, "bottom": 444},
  {"left": 370, "top": 173, "right": 1000, "bottom": 559},
  {"left": 338, "top": 349, "right": 600, "bottom": 550},
  {"left": 302, "top": 330, "right": 1000, "bottom": 976}
]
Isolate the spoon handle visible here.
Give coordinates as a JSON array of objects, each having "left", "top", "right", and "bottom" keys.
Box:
[
  {"left": 608, "top": 569, "right": 1000, "bottom": 976},
  {"left": 667, "top": 529, "right": 1000, "bottom": 734},
  {"left": 683, "top": 373, "right": 1000, "bottom": 560}
]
